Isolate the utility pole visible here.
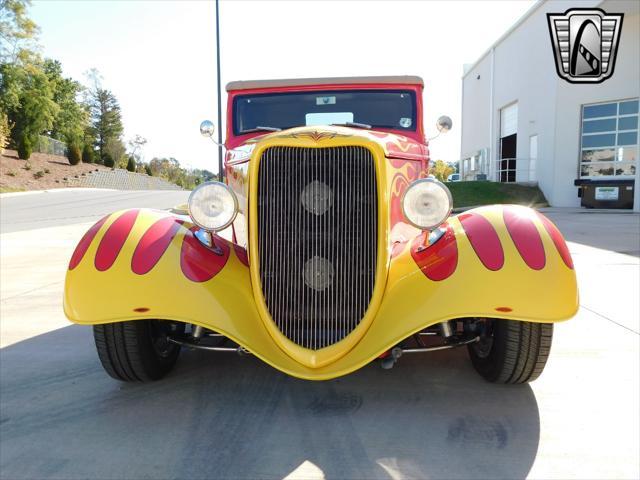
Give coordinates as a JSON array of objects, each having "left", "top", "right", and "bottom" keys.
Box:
[{"left": 215, "top": 0, "right": 224, "bottom": 182}]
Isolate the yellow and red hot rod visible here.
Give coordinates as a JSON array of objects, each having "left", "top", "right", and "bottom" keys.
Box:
[{"left": 64, "top": 76, "right": 578, "bottom": 383}]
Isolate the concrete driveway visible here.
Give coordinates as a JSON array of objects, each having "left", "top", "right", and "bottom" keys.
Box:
[
  {"left": 0, "top": 188, "right": 190, "bottom": 233},
  {"left": 0, "top": 191, "right": 638, "bottom": 479}
]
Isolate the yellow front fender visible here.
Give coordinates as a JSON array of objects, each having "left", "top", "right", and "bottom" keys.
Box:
[{"left": 64, "top": 205, "right": 578, "bottom": 380}]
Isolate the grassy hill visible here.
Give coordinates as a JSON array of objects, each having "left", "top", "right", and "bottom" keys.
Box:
[{"left": 447, "top": 181, "right": 547, "bottom": 208}]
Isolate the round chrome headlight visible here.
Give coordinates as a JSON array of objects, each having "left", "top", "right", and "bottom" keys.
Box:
[
  {"left": 402, "top": 178, "right": 453, "bottom": 230},
  {"left": 188, "top": 181, "right": 238, "bottom": 231}
]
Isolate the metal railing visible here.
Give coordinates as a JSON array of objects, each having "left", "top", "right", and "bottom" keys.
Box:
[
  {"left": 493, "top": 158, "right": 537, "bottom": 184},
  {"left": 36, "top": 136, "right": 67, "bottom": 157},
  {"left": 457, "top": 156, "right": 537, "bottom": 184}
]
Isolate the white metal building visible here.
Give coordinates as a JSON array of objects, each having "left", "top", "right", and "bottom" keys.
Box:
[{"left": 460, "top": 0, "right": 639, "bottom": 210}]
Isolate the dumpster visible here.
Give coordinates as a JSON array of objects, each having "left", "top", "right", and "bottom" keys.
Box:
[{"left": 574, "top": 179, "right": 635, "bottom": 209}]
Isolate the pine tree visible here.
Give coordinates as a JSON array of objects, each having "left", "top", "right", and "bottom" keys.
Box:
[{"left": 87, "top": 87, "right": 123, "bottom": 160}]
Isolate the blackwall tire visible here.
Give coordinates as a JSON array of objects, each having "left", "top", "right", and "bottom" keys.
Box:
[
  {"left": 93, "top": 320, "right": 181, "bottom": 382},
  {"left": 468, "top": 319, "right": 553, "bottom": 384}
]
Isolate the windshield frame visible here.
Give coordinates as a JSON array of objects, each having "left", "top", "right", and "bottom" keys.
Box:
[{"left": 231, "top": 88, "right": 418, "bottom": 136}]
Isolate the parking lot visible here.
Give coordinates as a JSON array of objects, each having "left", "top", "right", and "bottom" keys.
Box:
[{"left": 1, "top": 190, "right": 639, "bottom": 480}]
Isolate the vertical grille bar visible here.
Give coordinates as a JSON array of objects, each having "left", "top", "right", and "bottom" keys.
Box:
[{"left": 257, "top": 146, "right": 377, "bottom": 350}]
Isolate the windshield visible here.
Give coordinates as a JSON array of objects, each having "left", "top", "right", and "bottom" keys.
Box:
[{"left": 233, "top": 89, "right": 416, "bottom": 135}]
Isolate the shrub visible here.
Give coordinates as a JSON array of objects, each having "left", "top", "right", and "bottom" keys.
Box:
[
  {"left": 82, "top": 144, "right": 94, "bottom": 164},
  {"left": 0, "top": 113, "right": 11, "bottom": 154},
  {"left": 144, "top": 164, "right": 152, "bottom": 176},
  {"left": 428, "top": 159, "right": 455, "bottom": 182},
  {"left": 23, "top": 161, "right": 32, "bottom": 171},
  {"left": 103, "top": 152, "right": 115, "bottom": 168},
  {"left": 44, "top": 168, "right": 50, "bottom": 174},
  {"left": 6, "top": 170, "right": 16, "bottom": 177},
  {"left": 33, "top": 170, "right": 45, "bottom": 179},
  {"left": 117, "top": 154, "right": 129, "bottom": 169},
  {"left": 68, "top": 144, "right": 82, "bottom": 165},
  {"left": 17, "top": 135, "right": 33, "bottom": 160},
  {"left": 82, "top": 144, "right": 95, "bottom": 163},
  {"left": 126, "top": 156, "right": 136, "bottom": 172}
]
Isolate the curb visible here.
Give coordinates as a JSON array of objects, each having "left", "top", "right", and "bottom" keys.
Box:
[
  {"left": 452, "top": 203, "right": 549, "bottom": 213},
  {"left": 0, "top": 188, "right": 117, "bottom": 199}
]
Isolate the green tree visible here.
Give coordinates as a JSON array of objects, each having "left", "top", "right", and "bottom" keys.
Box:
[
  {"left": 16, "top": 133, "right": 30, "bottom": 159},
  {"left": 67, "top": 144, "right": 81, "bottom": 165},
  {"left": 104, "top": 136, "right": 125, "bottom": 167},
  {"left": 82, "top": 143, "right": 94, "bottom": 163},
  {"left": 86, "top": 81, "right": 123, "bottom": 160},
  {"left": 126, "top": 155, "right": 136, "bottom": 172},
  {"left": 0, "top": 61, "right": 58, "bottom": 149},
  {"left": 43, "top": 59, "right": 88, "bottom": 146},
  {"left": 149, "top": 156, "right": 181, "bottom": 181},
  {"left": 190, "top": 168, "right": 215, "bottom": 183},
  {"left": 147, "top": 157, "right": 214, "bottom": 189},
  {"left": 0, "top": 112, "right": 11, "bottom": 152},
  {"left": 0, "top": 0, "right": 39, "bottom": 64},
  {"left": 102, "top": 151, "right": 114, "bottom": 168},
  {"left": 429, "top": 159, "right": 455, "bottom": 182}
]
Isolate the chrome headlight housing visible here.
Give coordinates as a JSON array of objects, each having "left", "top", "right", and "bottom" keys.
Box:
[
  {"left": 402, "top": 178, "right": 453, "bottom": 230},
  {"left": 188, "top": 181, "right": 238, "bottom": 232}
]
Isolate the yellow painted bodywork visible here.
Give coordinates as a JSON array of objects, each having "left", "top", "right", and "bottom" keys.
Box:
[{"left": 64, "top": 127, "right": 579, "bottom": 380}]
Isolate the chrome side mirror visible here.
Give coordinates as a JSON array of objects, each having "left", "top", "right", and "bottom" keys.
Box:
[
  {"left": 436, "top": 115, "right": 453, "bottom": 133},
  {"left": 200, "top": 120, "right": 216, "bottom": 138}
]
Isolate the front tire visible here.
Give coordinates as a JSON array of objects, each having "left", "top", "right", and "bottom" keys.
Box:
[
  {"left": 468, "top": 319, "right": 553, "bottom": 384},
  {"left": 93, "top": 320, "right": 181, "bottom": 382}
]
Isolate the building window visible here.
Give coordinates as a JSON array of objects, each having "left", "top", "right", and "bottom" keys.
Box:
[{"left": 580, "top": 99, "right": 639, "bottom": 178}]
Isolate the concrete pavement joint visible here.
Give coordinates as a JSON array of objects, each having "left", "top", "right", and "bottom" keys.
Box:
[
  {"left": 3, "top": 214, "right": 112, "bottom": 225},
  {"left": 5, "top": 191, "right": 165, "bottom": 212},
  {"left": 0, "top": 188, "right": 117, "bottom": 198},
  {"left": 3, "top": 208, "right": 180, "bottom": 227},
  {"left": 580, "top": 305, "right": 640, "bottom": 336},
  {"left": 0, "top": 281, "right": 63, "bottom": 303}
]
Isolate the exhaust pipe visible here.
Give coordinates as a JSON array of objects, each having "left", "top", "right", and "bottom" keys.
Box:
[{"left": 439, "top": 321, "right": 455, "bottom": 338}]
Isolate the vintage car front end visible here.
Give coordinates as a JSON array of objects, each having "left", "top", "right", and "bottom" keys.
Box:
[{"left": 64, "top": 76, "right": 578, "bottom": 383}]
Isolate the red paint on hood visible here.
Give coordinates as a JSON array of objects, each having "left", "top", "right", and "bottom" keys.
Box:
[
  {"left": 95, "top": 210, "right": 140, "bottom": 272},
  {"left": 411, "top": 224, "right": 458, "bottom": 281},
  {"left": 68, "top": 215, "right": 109, "bottom": 270},
  {"left": 503, "top": 207, "right": 546, "bottom": 271},
  {"left": 131, "top": 217, "right": 182, "bottom": 275},
  {"left": 458, "top": 213, "right": 504, "bottom": 271},
  {"left": 180, "top": 227, "right": 230, "bottom": 282}
]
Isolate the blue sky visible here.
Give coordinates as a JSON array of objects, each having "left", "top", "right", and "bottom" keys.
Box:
[{"left": 31, "top": 0, "right": 535, "bottom": 172}]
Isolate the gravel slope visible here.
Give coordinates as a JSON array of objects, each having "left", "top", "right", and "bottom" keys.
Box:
[{"left": 0, "top": 150, "right": 111, "bottom": 192}]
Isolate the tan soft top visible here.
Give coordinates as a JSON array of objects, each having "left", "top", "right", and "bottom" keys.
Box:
[{"left": 226, "top": 76, "right": 424, "bottom": 91}]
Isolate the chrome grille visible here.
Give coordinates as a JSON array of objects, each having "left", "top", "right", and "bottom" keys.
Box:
[{"left": 257, "top": 146, "right": 378, "bottom": 350}]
